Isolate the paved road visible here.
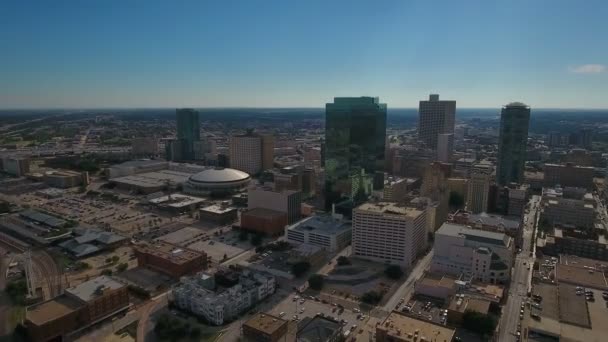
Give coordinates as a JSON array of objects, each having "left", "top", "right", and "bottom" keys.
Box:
[
  {"left": 136, "top": 292, "right": 168, "bottom": 342},
  {"left": 497, "top": 195, "right": 540, "bottom": 342},
  {"left": 382, "top": 250, "right": 433, "bottom": 312}
]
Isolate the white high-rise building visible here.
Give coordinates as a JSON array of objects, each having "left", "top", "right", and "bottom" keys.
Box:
[
  {"left": 467, "top": 164, "right": 491, "bottom": 214},
  {"left": 418, "top": 94, "right": 456, "bottom": 150},
  {"left": 352, "top": 202, "right": 426, "bottom": 267},
  {"left": 437, "top": 133, "right": 454, "bottom": 162}
]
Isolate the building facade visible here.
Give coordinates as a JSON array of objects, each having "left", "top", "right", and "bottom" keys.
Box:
[
  {"left": 496, "top": 102, "right": 530, "bottom": 185},
  {"left": 285, "top": 215, "right": 352, "bottom": 252},
  {"left": 171, "top": 108, "right": 201, "bottom": 161},
  {"left": 248, "top": 187, "right": 301, "bottom": 224},
  {"left": 134, "top": 241, "right": 207, "bottom": 278},
  {"left": 229, "top": 132, "right": 274, "bottom": 175},
  {"left": 172, "top": 270, "right": 276, "bottom": 326},
  {"left": 352, "top": 202, "right": 426, "bottom": 267},
  {"left": 418, "top": 94, "right": 456, "bottom": 150},
  {"left": 431, "top": 223, "right": 514, "bottom": 284},
  {"left": 543, "top": 163, "right": 594, "bottom": 190},
  {"left": 324, "top": 97, "right": 387, "bottom": 208},
  {"left": 467, "top": 164, "right": 492, "bottom": 214}
]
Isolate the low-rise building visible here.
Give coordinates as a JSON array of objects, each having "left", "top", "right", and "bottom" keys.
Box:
[
  {"left": 242, "top": 313, "right": 289, "bottom": 342},
  {"left": 43, "top": 169, "right": 86, "bottom": 188},
  {"left": 199, "top": 203, "right": 238, "bottom": 224},
  {"left": 432, "top": 222, "right": 513, "bottom": 284},
  {"left": 59, "top": 228, "right": 127, "bottom": 258},
  {"left": 537, "top": 228, "right": 608, "bottom": 261},
  {"left": 148, "top": 193, "right": 207, "bottom": 213},
  {"left": 446, "top": 294, "right": 491, "bottom": 325},
  {"left": 134, "top": 240, "right": 207, "bottom": 278},
  {"left": 1, "top": 156, "right": 30, "bottom": 176},
  {"left": 25, "top": 276, "right": 129, "bottom": 342},
  {"left": 285, "top": 215, "right": 351, "bottom": 252},
  {"left": 376, "top": 311, "right": 456, "bottom": 342},
  {"left": 382, "top": 176, "right": 419, "bottom": 202},
  {"left": 414, "top": 273, "right": 458, "bottom": 301},
  {"left": 296, "top": 315, "right": 343, "bottom": 342},
  {"left": 172, "top": 270, "right": 276, "bottom": 325}
]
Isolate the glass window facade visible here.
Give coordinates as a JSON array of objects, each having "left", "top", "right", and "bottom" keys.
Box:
[
  {"left": 497, "top": 103, "right": 530, "bottom": 186},
  {"left": 324, "top": 97, "right": 387, "bottom": 209}
]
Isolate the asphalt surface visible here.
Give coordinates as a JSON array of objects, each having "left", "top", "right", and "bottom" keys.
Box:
[
  {"left": 497, "top": 195, "right": 540, "bottom": 342},
  {"left": 381, "top": 250, "right": 433, "bottom": 312}
]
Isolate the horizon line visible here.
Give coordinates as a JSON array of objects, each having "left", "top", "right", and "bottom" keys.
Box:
[{"left": 1, "top": 106, "right": 608, "bottom": 111}]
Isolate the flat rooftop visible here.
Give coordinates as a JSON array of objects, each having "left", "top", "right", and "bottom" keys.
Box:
[
  {"left": 287, "top": 215, "right": 351, "bottom": 235},
  {"left": 297, "top": 315, "right": 342, "bottom": 342},
  {"left": 26, "top": 295, "right": 83, "bottom": 326},
  {"left": 417, "top": 272, "right": 457, "bottom": 290},
  {"left": 149, "top": 193, "right": 206, "bottom": 208},
  {"left": 156, "top": 226, "right": 205, "bottom": 246},
  {"left": 135, "top": 240, "right": 205, "bottom": 264},
  {"left": 243, "top": 313, "right": 287, "bottom": 335},
  {"left": 200, "top": 204, "right": 236, "bottom": 214},
  {"left": 66, "top": 275, "right": 125, "bottom": 302},
  {"left": 437, "top": 222, "right": 510, "bottom": 247},
  {"left": 378, "top": 311, "right": 455, "bottom": 341},
  {"left": 355, "top": 202, "right": 423, "bottom": 218},
  {"left": 448, "top": 295, "right": 490, "bottom": 314},
  {"left": 555, "top": 263, "right": 608, "bottom": 290},
  {"left": 111, "top": 170, "right": 192, "bottom": 188},
  {"left": 243, "top": 207, "right": 286, "bottom": 218}
]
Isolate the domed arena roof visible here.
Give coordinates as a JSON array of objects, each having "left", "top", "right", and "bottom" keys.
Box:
[{"left": 188, "top": 167, "right": 250, "bottom": 184}]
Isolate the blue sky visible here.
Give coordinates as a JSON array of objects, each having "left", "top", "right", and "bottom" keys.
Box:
[{"left": 1, "top": 0, "right": 607, "bottom": 109}]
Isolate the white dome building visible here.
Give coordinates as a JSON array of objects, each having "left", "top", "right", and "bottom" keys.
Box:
[{"left": 183, "top": 167, "right": 250, "bottom": 196}]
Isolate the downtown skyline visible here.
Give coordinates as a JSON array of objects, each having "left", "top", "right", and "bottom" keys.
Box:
[{"left": 1, "top": 0, "right": 608, "bottom": 109}]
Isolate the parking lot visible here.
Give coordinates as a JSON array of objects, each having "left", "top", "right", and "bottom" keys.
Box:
[
  {"left": 401, "top": 296, "right": 448, "bottom": 326},
  {"left": 268, "top": 293, "right": 373, "bottom": 340}
]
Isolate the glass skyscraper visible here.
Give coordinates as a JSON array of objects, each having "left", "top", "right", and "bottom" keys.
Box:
[
  {"left": 496, "top": 102, "right": 530, "bottom": 186},
  {"left": 324, "top": 97, "right": 387, "bottom": 209},
  {"left": 172, "top": 108, "right": 201, "bottom": 160}
]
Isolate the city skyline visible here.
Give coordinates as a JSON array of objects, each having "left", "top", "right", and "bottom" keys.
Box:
[{"left": 1, "top": 0, "right": 608, "bottom": 109}]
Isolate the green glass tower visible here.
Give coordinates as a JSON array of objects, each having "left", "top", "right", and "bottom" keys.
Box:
[
  {"left": 496, "top": 102, "right": 530, "bottom": 186},
  {"left": 173, "top": 108, "right": 200, "bottom": 160},
  {"left": 324, "top": 97, "right": 387, "bottom": 209}
]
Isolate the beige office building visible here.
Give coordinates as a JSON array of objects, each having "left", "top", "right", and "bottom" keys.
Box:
[
  {"left": 352, "top": 202, "right": 426, "bottom": 267},
  {"left": 467, "top": 164, "right": 491, "bottom": 214},
  {"left": 229, "top": 132, "right": 274, "bottom": 175}
]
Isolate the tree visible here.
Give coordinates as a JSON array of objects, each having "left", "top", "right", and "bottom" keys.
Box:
[
  {"left": 117, "top": 263, "right": 128, "bottom": 272},
  {"left": 105, "top": 257, "right": 113, "bottom": 264},
  {"left": 190, "top": 326, "right": 201, "bottom": 338},
  {"left": 462, "top": 310, "right": 497, "bottom": 336},
  {"left": 5, "top": 280, "right": 27, "bottom": 305},
  {"left": 384, "top": 265, "right": 404, "bottom": 280},
  {"left": 111, "top": 255, "right": 120, "bottom": 263},
  {"left": 308, "top": 274, "right": 324, "bottom": 291},
  {"left": 449, "top": 191, "right": 465, "bottom": 209},
  {"left": 337, "top": 256, "right": 351, "bottom": 266},
  {"left": 361, "top": 291, "right": 383, "bottom": 305},
  {"left": 238, "top": 230, "right": 249, "bottom": 241},
  {"left": 101, "top": 269, "right": 113, "bottom": 276},
  {"left": 250, "top": 234, "right": 263, "bottom": 246},
  {"left": 291, "top": 261, "right": 311, "bottom": 277},
  {"left": 223, "top": 254, "right": 228, "bottom": 261}
]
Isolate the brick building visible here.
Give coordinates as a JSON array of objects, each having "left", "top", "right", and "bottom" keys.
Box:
[{"left": 134, "top": 240, "right": 207, "bottom": 278}]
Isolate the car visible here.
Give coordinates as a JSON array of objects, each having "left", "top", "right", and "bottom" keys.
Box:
[{"left": 279, "top": 312, "right": 285, "bottom": 317}]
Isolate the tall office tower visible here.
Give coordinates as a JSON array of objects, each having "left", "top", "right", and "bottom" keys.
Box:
[
  {"left": 324, "top": 97, "right": 387, "bottom": 209},
  {"left": 418, "top": 94, "right": 456, "bottom": 150},
  {"left": 352, "top": 202, "right": 427, "bottom": 267},
  {"left": 467, "top": 164, "right": 492, "bottom": 213},
  {"left": 437, "top": 133, "right": 454, "bottom": 162},
  {"left": 229, "top": 131, "right": 274, "bottom": 175},
  {"left": 496, "top": 102, "right": 530, "bottom": 186},
  {"left": 167, "top": 108, "right": 200, "bottom": 161}
]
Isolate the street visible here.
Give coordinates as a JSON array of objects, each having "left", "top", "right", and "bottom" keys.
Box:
[
  {"left": 497, "top": 195, "right": 540, "bottom": 342},
  {"left": 381, "top": 250, "right": 433, "bottom": 312}
]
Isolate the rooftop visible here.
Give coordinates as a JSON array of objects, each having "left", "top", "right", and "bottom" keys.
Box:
[
  {"left": 243, "top": 207, "right": 286, "bottom": 219},
  {"left": 296, "top": 315, "right": 342, "bottom": 342},
  {"left": 437, "top": 223, "right": 510, "bottom": 247},
  {"left": 465, "top": 212, "right": 520, "bottom": 231},
  {"left": 355, "top": 202, "right": 423, "bottom": 218},
  {"left": 447, "top": 295, "right": 490, "bottom": 314},
  {"left": 417, "top": 272, "right": 458, "bottom": 290},
  {"left": 188, "top": 167, "right": 250, "bottom": 184},
  {"left": 200, "top": 203, "right": 236, "bottom": 214},
  {"left": 378, "top": 311, "right": 455, "bottom": 341},
  {"left": 135, "top": 240, "right": 205, "bottom": 265},
  {"left": 287, "top": 215, "right": 351, "bottom": 235},
  {"left": 65, "top": 275, "right": 125, "bottom": 302},
  {"left": 111, "top": 170, "right": 192, "bottom": 188},
  {"left": 243, "top": 313, "right": 287, "bottom": 335},
  {"left": 26, "top": 295, "right": 83, "bottom": 326},
  {"left": 156, "top": 226, "right": 205, "bottom": 246},
  {"left": 149, "top": 193, "right": 207, "bottom": 207}
]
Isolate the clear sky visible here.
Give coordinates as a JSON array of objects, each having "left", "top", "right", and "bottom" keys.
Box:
[{"left": 1, "top": 0, "right": 607, "bottom": 109}]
